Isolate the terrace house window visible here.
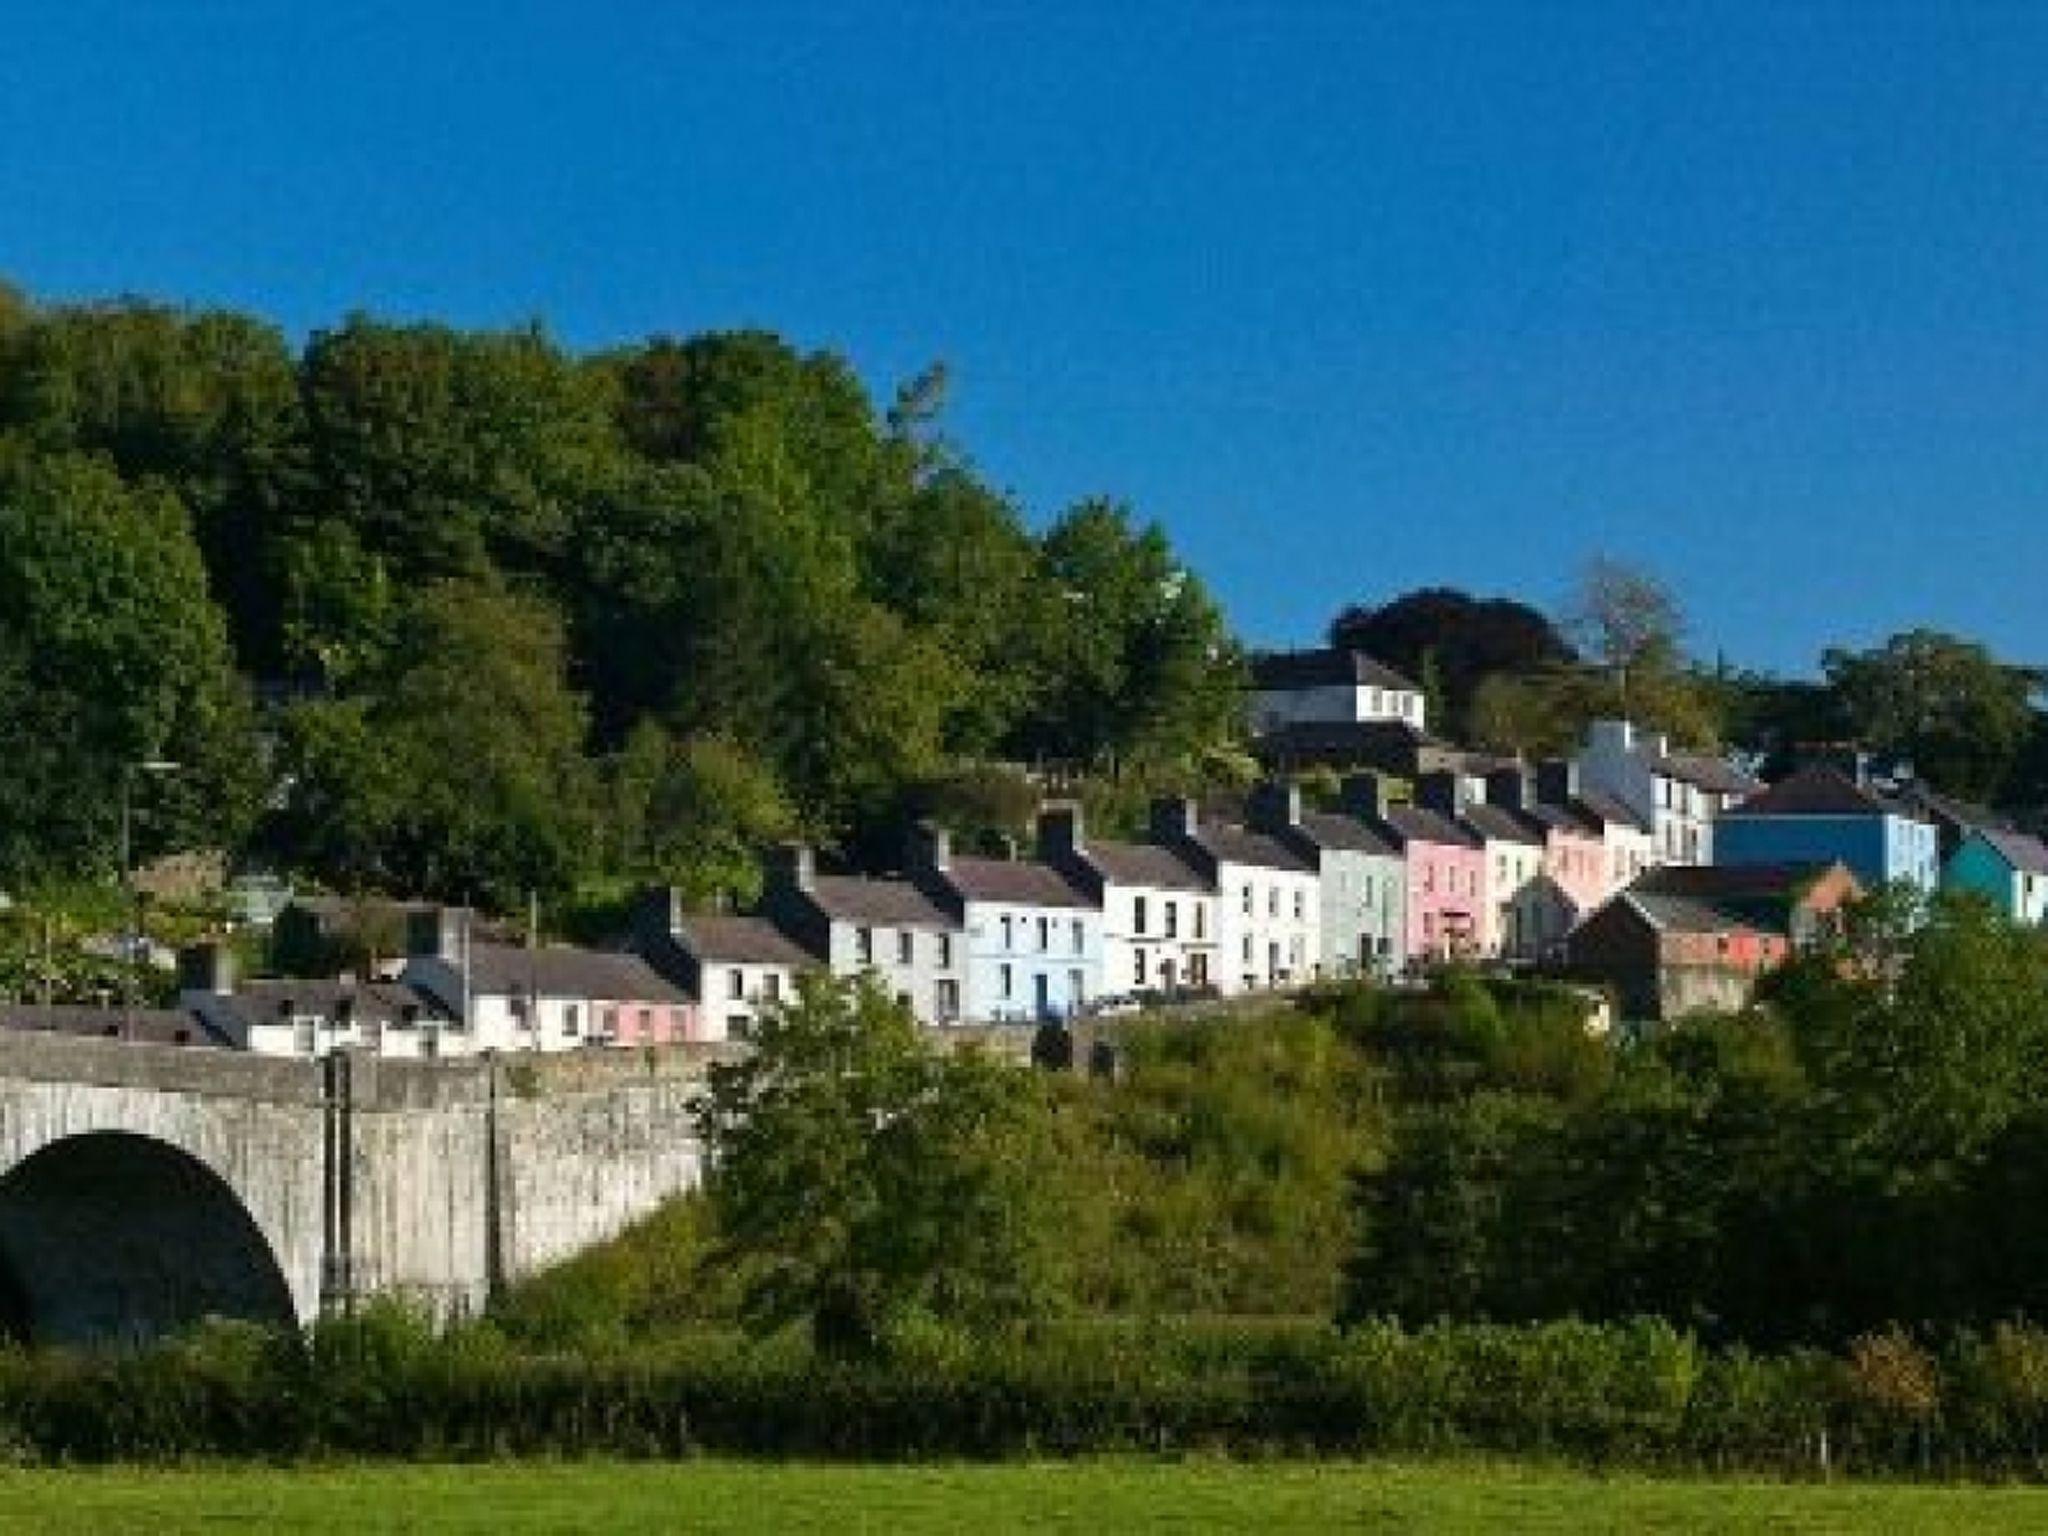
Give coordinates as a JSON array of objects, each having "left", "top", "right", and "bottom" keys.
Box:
[
  {"left": 856, "top": 928, "right": 873, "bottom": 964},
  {"left": 898, "top": 931, "right": 913, "bottom": 965}
]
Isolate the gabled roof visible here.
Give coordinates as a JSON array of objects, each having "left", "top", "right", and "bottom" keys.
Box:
[
  {"left": 1379, "top": 804, "right": 1483, "bottom": 850},
  {"left": 1726, "top": 764, "right": 1926, "bottom": 821},
  {"left": 804, "top": 874, "right": 959, "bottom": 930},
  {"left": 673, "top": 914, "right": 819, "bottom": 967},
  {"left": 1520, "top": 799, "right": 1604, "bottom": 839},
  {"left": 1461, "top": 803, "right": 1545, "bottom": 846},
  {"left": 1572, "top": 787, "right": 1654, "bottom": 835},
  {"left": 941, "top": 856, "right": 1096, "bottom": 909},
  {"left": 1968, "top": 828, "right": 2048, "bottom": 877},
  {"left": 456, "top": 944, "right": 690, "bottom": 1003},
  {"left": 1297, "top": 810, "right": 1399, "bottom": 858},
  {"left": 1899, "top": 783, "right": 2013, "bottom": 837},
  {"left": 1083, "top": 838, "right": 1213, "bottom": 892},
  {"left": 1194, "top": 823, "right": 1316, "bottom": 874},
  {"left": 1251, "top": 647, "right": 1417, "bottom": 693},
  {"left": 1621, "top": 860, "right": 1853, "bottom": 937},
  {"left": 1623, "top": 891, "right": 1762, "bottom": 936},
  {"left": 1651, "top": 750, "right": 1762, "bottom": 796},
  {"left": 210, "top": 978, "right": 449, "bottom": 1029},
  {"left": 0, "top": 1003, "right": 227, "bottom": 1048}
]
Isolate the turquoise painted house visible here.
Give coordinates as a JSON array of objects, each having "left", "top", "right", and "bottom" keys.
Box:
[
  {"left": 1714, "top": 765, "right": 1940, "bottom": 893},
  {"left": 1947, "top": 828, "right": 2048, "bottom": 925}
]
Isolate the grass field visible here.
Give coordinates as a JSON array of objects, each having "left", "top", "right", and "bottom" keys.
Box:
[{"left": 5, "top": 1460, "right": 2048, "bottom": 1534}]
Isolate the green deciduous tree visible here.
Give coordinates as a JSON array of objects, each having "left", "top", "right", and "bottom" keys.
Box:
[
  {"left": 1822, "top": 629, "right": 2037, "bottom": 801},
  {"left": 1022, "top": 499, "right": 1244, "bottom": 771},
  {"left": 270, "top": 581, "right": 598, "bottom": 907},
  {"left": 0, "top": 453, "right": 261, "bottom": 884},
  {"left": 695, "top": 975, "right": 1057, "bottom": 1357}
]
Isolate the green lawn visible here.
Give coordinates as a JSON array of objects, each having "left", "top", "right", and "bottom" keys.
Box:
[{"left": 6, "top": 1461, "right": 2048, "bottom": 1534}]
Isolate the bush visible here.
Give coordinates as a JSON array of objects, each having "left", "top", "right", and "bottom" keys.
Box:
[{"left": 7, "top": 1315, "right": 2048, "bottom": 1471}]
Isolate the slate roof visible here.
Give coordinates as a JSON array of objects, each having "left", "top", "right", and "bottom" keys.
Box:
[
  {"left": 941, "top": 855, "right": 1096, "bottom": 908},
  {"left": 1379, "top": 804, "right": 1483, "bottom": 850},
  {"left": 458, "top": 944, "right": 690, "bottom": 1003},
  {"left": 1725, "top": 765, "right": 1927, "bottom": 821},
  {"left": 1461, "top": 803, "right": 1545, "bottom": 846},
  {"left": 1520, "top": 799, "right": 1604, "bottom": 838},
  {"left": 1196, "top": 823, "right": 1316, "bottom": 873},
  {"left": 1622, "top": 861, "right": 1851, "bottom": 937},
  {"left": 1900, "top": 784, "right": 2012, "bottom": 836},
  {"left": 805, "top": 875, "right": 959, "bottom": 930},
  {"left": 1251, "top": 647, "right": 1418, "bottom": 693},
  {"left": 1083, "top": 839, "right": 1213, "bottom": 892},
  {"left": 1974, "top": 828, "right": 2048, "bottom": 877},
  {"left": 1651, "top": 750, "right": 1762, "bottom": 796},
  {"left": 673, "top": 915, "right": 819, "bottom": 967},
  {"left": 1572, "top": 787, "right": 1654, "bottom": 834},
  {"left": 210, "top": 979, "right": 448, "bottom": 1029},
  {"left": 0, "top": 1004, "right": 227, "bottom": 1047},
  {"left": 1298, "top": 810, "right": 1399, "bottom": 858}
]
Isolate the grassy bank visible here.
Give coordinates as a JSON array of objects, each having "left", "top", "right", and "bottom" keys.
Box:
[{"left": 8, "top": 1459, "right": 2048, "bottom": 1534}]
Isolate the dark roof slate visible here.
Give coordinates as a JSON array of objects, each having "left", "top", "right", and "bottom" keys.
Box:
[
  {"left": 1379, "top": 805, "right": 1483, "bottom": 850},
  {"left": 1084, "top": 839, "right": 1213, "bottom": 892},
  {"left": 1251, "top": 647, "right": 1418, "bottom": 692},
  {"left": 0, "top": 1004, "right": 227, "bottom": 1047},
  {"left": 461, "top": 944, "right": 690, "bottom": 1003},
  {"left": 1196, "top": 823, "right": 1316, "bottom": 874},
  {"left": 1652, "top": 751, "right": 1762, "bottom": 796},
  {"left": 213, "top": 979, "right": 448, "bottom": 1028},
  {"left": 674, "top": 915, "right": 819, "bottom": 966},
  {"left": 1297, "top": 810, "right": 1400, "bottom": 858},
  {"left": 941, "top": 855, "right": 1096, "bottom": 909},
  {"left": 1462, "top": 803, "right": 1545, "bottom": 846},
  {"left": 805, "top": 875, "right": 960, "bottom": 930},
  {"left": 1973, "top": 828, "right": 2048, "bottom": 877},
  {"left": 1726, "top": 765, "right": 1927, "bottom": 821}
]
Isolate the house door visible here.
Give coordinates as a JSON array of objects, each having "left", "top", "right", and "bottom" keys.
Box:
[{"left": 1033, "top": 973, "right": 1051, "bottom": 1017}]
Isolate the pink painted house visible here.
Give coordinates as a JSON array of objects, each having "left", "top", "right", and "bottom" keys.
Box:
[
  {"left": 402, "top": 910, "right": 699, "bottom": 1053},
  {"left": 1343, "top": 776, "right": 1484, "bottom": 965},
  {"left": 1481, "top": 765, "right": 1612, "bottom": 959}
]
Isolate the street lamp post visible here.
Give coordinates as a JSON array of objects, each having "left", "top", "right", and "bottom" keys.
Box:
[{"left": 120, "top": 758, "right": 181, "bottom": 1039}]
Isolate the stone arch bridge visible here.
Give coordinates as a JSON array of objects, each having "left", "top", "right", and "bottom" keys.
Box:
[{"left": 0, "top": 1031, "right": 723, "bottom": 1345}]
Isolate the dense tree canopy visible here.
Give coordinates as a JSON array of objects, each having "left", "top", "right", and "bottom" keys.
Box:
[
  {"left": 0, "top": 451, "right": 260, "bottom": 885},
  {"left": 0, "top": 286, "right": 1248, "bottom": 907},
  {"left": 1822, "top": 629, "right": 2039, "bottom": 802},
  {"left": 1327, "top": 587, "right": 1573, "bottom": 738}
]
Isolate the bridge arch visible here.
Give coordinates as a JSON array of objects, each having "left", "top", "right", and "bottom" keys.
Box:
[{"left": 0, "top": 1131, "right": 298, "bottom": 1346}]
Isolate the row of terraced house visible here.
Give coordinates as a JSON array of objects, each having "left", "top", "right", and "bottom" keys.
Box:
[{"left": 23, "top": 644, "right": 2044, "bottom": 1058}]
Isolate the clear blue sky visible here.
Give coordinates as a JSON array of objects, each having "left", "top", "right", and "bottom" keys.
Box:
[{"left": 6, "top": 2, "right": 2046, "bottom": 675}]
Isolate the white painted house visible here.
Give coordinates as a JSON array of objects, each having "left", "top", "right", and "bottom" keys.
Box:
[
  {"left": 1151, "top": 797, "right": 1321, "bottom": 995},
  {"left": 627, "top": 889, "right": 821, "bottom": 1042},
  {"left": 908, "top": 825, "right": 1104, "bottom": 1024},
  {"left": 178, "top": 942, "right": 450, "bottom": 1058},
  {"left": 1249, "top": 648, "right": 1427, "bottom": 737},
  {"left": 1573, "top": 719, "right": 1759, "bottom": 868},
  {"left": 1037, "top": 805, "right": 1219, "bottom": 1000},
  {"left": 402, "top": 908, "right": 696, "bottom": 1053},
  {"left": 1247, "top": 780, "right": 1408, "bottom": 979}
]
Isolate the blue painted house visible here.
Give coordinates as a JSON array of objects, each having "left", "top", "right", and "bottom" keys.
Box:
[
  {"left": 1714, "top": 764, "right": 1940, "bottom": 893},
  {"left": 1947, "top": 828, "right": 2048, "bottom": 926}
]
